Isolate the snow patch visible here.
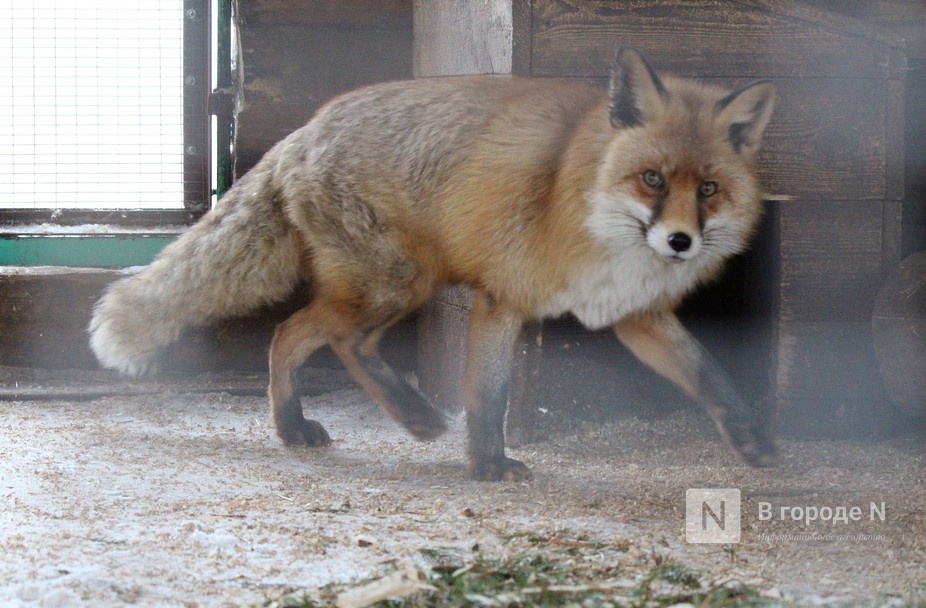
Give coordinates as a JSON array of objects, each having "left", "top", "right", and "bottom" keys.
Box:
[{"left": 1, "top": 223, "right": 185, "bottom": 236}]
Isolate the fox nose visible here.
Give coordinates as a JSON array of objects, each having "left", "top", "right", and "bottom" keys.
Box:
[{"left": 667, "top": 232, "right": 693, "bottom": 253}]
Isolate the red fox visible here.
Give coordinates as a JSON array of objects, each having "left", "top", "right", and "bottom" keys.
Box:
[{"left": 90, "top": 49, "right": 777, "bottom": 480}]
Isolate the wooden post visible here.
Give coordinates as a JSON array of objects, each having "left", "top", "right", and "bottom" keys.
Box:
[{"left": 413, "top": 1, "right": 543, "bottom": 448}]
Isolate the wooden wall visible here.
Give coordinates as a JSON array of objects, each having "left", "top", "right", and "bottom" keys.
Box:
[
  {"left": 801, "top": 0, "right": 926, "bottom": 255},
  {"left": 235, "top": 0, "right": 413, "bottom": 176},
  {"left": 414, "top": 0, "right": 910, "bottom": 439}
]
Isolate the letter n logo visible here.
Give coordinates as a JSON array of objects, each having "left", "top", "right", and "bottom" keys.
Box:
[{"left": 686, "top": 488, "right": 741, "bottom": 543}]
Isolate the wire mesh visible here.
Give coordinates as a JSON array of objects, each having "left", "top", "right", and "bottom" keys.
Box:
[{"left": 0, "top": 0, "right": 185, "bottom": 210}]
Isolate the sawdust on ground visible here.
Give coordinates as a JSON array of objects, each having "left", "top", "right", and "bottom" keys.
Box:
[{"left": 0, "top": 373, "right": 924, "bottom": 607}]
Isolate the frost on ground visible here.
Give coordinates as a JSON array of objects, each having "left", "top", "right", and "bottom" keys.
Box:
[{"left": 0, "top": 375, "right": 924, "bottom": 607}]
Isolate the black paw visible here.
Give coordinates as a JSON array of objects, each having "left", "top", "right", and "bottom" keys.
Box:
[
  {"left": 404, "top": 404, "right": 448, "bottom": 441},
  {"left": 730, "top": 423, "right": 779, "bottom": 467},
  {"left": 277, "top": 418, "right": 332, "bottom": 448},
  {"left": 356, "top": 354, "right": 448, "bottom": 441},
  {"left": 469, "top": 456, "right": 532, "bottom": 482},
  {"left": 738, "top": 438, "right": 779, "bottom": 467}
]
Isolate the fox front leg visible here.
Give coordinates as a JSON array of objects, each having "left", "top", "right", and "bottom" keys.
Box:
[
  {"left": 614, "top": 312, "right": 779, "bottom": 467},
  {"left": 464, "top": 292, "right": 532, "bottom": 481}
]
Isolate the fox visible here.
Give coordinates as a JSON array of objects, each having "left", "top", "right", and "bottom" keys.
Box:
[{"left": 89, "top": 49, "right": 778, "bottom": 481}]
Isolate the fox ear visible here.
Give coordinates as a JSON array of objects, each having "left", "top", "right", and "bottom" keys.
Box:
[
  {"left": 608, "top": 48, "right": 669, "bottom": 128},
  {"left": 714, "top": 80, "right": 776, "bottom": 156}
]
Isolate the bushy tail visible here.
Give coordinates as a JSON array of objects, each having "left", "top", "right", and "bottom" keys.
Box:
[{"left": 89, "top": 164, "right": 306, "bottom": 376}]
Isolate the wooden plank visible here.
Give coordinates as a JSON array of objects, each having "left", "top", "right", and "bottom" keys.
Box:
[
  {"left": 239, "top": 0, "right": 412, "bottom": 29},
  {"left": 0, "top": 269, "right": 126, "bottom": 371},
  {"left": 775, "top": 397, "right": 900, "bottom": 439},
  {"left": 773, "top": 320, "right": 897, "bottom": 438},
  {"left": 511, "top": 0, "right": 533, "bottom": 75},
  {"left": 774, "top": 321, "right": 886, "bottom": 401},
  {"left": 236, "top": 26, "right": 412, "bottom": 175},
  {"left": 530, "top": 0, "right": 897, "bottom": 79},
  {"left": 739, "top": 0, "right": 906, "bottom": 54},
  {"left": 506, "top": 322, "right": 544, "bottom": 446},
  {"left": 778, "top": 200, "right": 885, "bottom": 322},
  {"left": 871, "top": 251, "right": 926, "bottom": 418},
  {"left": 413, "top": 0, "right": 515, "bottom": 76},
  {"left": 758, "top": 78, "right": 887, "bottom": 201},
  {"left": 799, "top": 0, "right": 926, "bottom": 60},
  {"left": 0, "top": 267, "right": 295, "bottom": 372},
  {"left": 884, "top": 67, "right": 907, "bottom": 202},
  {"left": 902, "top": 60, "right": 926, "bottom": 256},
  {"left": 0, "top": 268, "right": 417, "bottom": 374},
  {"left": 882, "top": 200, "right": 903, "bottom": 271}
]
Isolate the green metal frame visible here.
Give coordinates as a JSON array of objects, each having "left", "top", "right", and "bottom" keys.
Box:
[{"left": 0, "top": 236, "right": 174, "bottom": 268}]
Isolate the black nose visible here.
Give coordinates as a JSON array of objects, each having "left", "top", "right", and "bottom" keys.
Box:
[{"left": 667, "top": 232, "right": 692, "bottom": 253}]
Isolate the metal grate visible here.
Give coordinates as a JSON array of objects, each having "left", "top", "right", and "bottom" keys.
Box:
[{"left": 0, "top": 0, "right": 186, "bottom": 211}]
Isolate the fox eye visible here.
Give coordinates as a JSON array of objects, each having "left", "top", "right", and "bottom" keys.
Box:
[
  {"left": 699, "top": 181, "right": 718, "bottom": 197},
  {"left": 642, "top": 169, "right": 665, "bottom": 190}
]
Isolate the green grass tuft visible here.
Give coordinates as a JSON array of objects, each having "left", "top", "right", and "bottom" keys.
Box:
[{"left": 259, "top": 539, "right": 774, "bottom": 608}]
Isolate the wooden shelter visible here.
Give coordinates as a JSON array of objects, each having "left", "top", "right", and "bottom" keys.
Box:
[{"left": 414, "top": 0, "right": 909, "bottom": 439}]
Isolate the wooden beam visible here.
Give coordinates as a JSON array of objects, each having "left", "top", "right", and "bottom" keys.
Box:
[{"left": 413, "top": 0, "right": 515, "bottom": 76}]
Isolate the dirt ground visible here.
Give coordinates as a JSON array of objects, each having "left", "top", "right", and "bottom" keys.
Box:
[{"left": 1, "top": 369, "right": 925, "bottom": 607}]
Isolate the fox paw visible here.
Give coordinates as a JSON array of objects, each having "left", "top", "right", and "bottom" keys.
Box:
[
  {"left": 278, "top": 418, "right": 332, "bottom": 448},
  {"left": 469, "top": 456, "right": 533, "bottom": 482},
  {"left": 737, "top": 438, "right": 779, "bottom": 467},
  {"left": 728, "top": 422, "right": 779, "bottom": 467},
  {"left": 404, "top": 405, "right": 448, "bottom": 441}
]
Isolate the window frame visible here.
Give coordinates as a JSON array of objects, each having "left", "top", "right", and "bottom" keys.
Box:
[{"left": 0, "top": 0, "right": 215, "bottom": 229}]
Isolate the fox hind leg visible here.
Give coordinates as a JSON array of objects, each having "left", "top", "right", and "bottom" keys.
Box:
[
  {"left": 269, "top": 302, "right": 336, "bottom": 447},
  {"left": 270, "top": 201, "right": 446, "bottom": 445},
  {"left": 331, "top": 318, "right": 446, "bottom": 441},
  {"left": 270, "top": 292, "right": 446, "bottom": 446}
]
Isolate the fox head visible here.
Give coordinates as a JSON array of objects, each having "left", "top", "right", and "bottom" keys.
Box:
[{"left": 587, "top": 49, "right": 775, "bottom": 265}]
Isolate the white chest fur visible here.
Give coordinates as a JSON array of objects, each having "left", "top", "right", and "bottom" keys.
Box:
[
  {"left": 536, "top": 191, "right": 741, "bottom": 328},
  {"left": 538, "top": 246, "right": 714, "bottom": 329}
]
